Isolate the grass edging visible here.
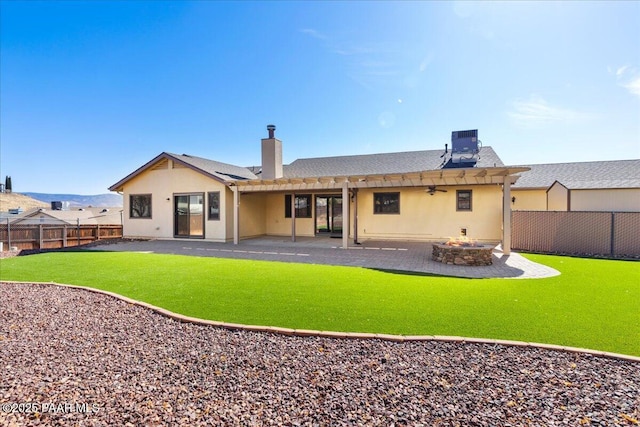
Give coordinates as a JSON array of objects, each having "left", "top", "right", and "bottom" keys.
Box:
[{"left": 4, "top": 280, "right": 639, "bottom": 363}]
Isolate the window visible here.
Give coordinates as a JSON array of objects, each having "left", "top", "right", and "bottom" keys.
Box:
[
  {"left": 284, "top": 194, "right": 312, "bottom": 218},
  {"left": 208, "top": 192, "right": 220, "bottom": 220},
  {"left": 457, "top": 190, "right": 472, "bottom": 211},
  {"left": 374, "top": 192, "right": 400, "bottom": 214},
  {"left": 130, "top": 194, "right": 152, "bottom": 218}
]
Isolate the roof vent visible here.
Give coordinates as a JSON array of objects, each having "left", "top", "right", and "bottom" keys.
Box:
[{"left": 451, "top": 129, "right": 480, "bottom": 165}]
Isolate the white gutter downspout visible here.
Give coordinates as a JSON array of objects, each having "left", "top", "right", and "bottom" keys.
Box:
[{"left": 502, "top": 175, "right": 512, "bottom": 256}]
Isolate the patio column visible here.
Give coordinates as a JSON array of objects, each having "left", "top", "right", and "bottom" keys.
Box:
[
  {"left": 233, "top": 186, "right": 239, "bottom": 245},
  {"left": 291, "top": 193, "right": 296, "bottom": 242},
  {"left": 342, "top": 181, "right": 349, "bottom": 249},
  {"left": 502, "top": 175, "right": 512, "bottom": 255},
  {"left": 353, "top": 188, "right": 359, "bottom": 244}
]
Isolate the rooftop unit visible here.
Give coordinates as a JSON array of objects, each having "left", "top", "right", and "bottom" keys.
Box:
[
  {"left": 451, "top": 129, "right": 480, "bottom": 165},
  {"left": 50, "top": 201, "right": 70, "bottom": 211}
]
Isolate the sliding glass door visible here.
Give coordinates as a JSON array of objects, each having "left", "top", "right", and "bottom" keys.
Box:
[
  {"left": 174, "top": 194, "right": 204, "bottom": 238},
  {"left": 315, "top": 195, "right": 343, "bottom": 236}
]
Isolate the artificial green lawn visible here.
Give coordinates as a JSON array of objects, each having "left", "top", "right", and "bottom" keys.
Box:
[{"left": 1, "top": 252, "right": 638, "bottom": 356}]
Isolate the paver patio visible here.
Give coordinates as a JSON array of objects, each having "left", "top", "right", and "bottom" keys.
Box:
[{"left": 93, "top": 237, "right": 559, "bottom": 279}]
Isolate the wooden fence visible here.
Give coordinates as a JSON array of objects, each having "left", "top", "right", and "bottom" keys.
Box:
[
  {"left": 512, "top": 211, "right": 640, "bottom": 258},
  {"left": 0, "top": 223, "right": 123, "bottom": 251}
]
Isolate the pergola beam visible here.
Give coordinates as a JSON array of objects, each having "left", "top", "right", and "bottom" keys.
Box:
[{"left": 233, "top": 168, "right": 529, "bottom": 192}]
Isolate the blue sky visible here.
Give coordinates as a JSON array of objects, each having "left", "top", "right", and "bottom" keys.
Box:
[{"left": 1, "top": 1, "right": 639, "bottom": 194}]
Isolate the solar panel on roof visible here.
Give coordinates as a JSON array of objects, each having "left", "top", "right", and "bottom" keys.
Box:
[{"left": 215, "top": 171, "right": 251, "bottom": 181}]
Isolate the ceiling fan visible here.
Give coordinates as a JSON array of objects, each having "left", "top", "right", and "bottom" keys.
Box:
[{"left": 426, "top": 185, "right": 448, "bottom": 195}]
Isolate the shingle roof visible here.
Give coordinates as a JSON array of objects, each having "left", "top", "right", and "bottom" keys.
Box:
[
  {"left": 11, "top": 207, "right": 123, "bottom": 225},
  {"left": 513, "top": 159, "right": 640, "bottom": 189},
  {"left": 110, "top": 147, "right": 505, "bottom": 192},
  {"left": 109, "top": 152, "right": 259, "bottom": 191},
  {"left": 283, "top": 146, "right": 503, "bottom": 178},
  {"left": 168, "top": 153, "right": 258, "bottom": 181}
]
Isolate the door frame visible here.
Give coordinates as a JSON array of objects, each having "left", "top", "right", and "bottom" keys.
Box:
[
  {"left": 173, "top": 193, "right": 205, "bottom": 239},
  {"left": 315, "top": 194, "right": 343, "bottom": 236}
]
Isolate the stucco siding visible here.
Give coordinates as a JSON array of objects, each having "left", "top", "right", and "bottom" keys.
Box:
[
  {"left": 264, "top": 193, "right": 316, "bottom": 237},
  {"left": 512, "top": 189, "right": 547, "bottom": 211},
  {"left": 356, "top": 185, "right": 503, "bottom": 242},
  {"left": 121, "top": 161, "right": 229, "bottom": 240},
  {"left": 513, "top": 187, "right": 639, "bottom": 212},
  {"left": 239, "top": 193, "right": 267, "bottom": 238},
  {"left": 547, "top": 183, "right": 569, "bottom": 211},
  {"left": 570, "top": 189, "right": 640, "bottom": 212}
]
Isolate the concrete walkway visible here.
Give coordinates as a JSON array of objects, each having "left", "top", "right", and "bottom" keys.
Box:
[{"left": 93, "top": 237, "right": 559, "bottom": 279}]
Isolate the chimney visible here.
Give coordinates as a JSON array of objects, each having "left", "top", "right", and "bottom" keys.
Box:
[{"left": 261, "top": 124, "right": 283, "bottom": 180}]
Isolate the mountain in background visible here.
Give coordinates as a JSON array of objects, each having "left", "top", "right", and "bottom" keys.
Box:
[
  {"left": 23, "top": 192, "right": 123, "bottom": 208},
  {"left": 0, "top": 192, "right": 49, "bottom": 211}
]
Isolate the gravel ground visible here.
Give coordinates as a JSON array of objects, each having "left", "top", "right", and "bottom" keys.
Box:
[
  {"left": 0, "top": 250, "right": 21, "bottom": 259},
  {"left": 0, "top": 283, "right": 638, "bottom": 426}
]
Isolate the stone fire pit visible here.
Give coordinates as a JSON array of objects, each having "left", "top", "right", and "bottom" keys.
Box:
[{"left": 432, "top": 239, "right": 495, "bottom": 266}]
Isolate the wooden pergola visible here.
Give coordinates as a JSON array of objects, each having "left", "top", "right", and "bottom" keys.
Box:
[{"left": 230, "top": 166, "right": 529, "bottom": 254}]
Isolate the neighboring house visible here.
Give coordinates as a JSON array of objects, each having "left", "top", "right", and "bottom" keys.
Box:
[
  {"left": 109, "top": 127, "right": 526, "bottom": 253},
  {"left": 1, "top": 207, "right": 123, "bottom": 251},
  {"left": 511, "top": 160, "right": 640, "bottom": 212},
  {"left": 8, "top": 207, "right": 123, "bottom": 226}
]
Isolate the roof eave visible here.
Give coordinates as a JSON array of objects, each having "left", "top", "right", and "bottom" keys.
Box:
[{"left": 512, "top": 188, "right": 545, "bottom": 191}]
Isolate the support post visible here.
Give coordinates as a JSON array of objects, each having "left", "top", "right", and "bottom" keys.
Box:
[
  {"left": 39, "top": 224, "right": 43, "bottom": 249},
  {"left": 353, "top": 188, "right": 359, "bottom": 244},
  {"left": 502, "top": 176, "right": 512, "bottom": 255},
  {"left": 77, "top": 218, "right": 80, "bottom": 247},
  {"left": 342, "top": 181, "right": 350, "bottom": 249},
  {"left": 232, "top": 186, "right": 239, "bottom": 244},
  {"left": 291, "top": 193, "right": 296, "bottom": 242},
  {"left": 610, "top": 212, "right": 615, "bottom": 256},
  {"left": 7, "top": 218, "right": 11, "bottom": 250},
  {"left": 63, "top": 225, "right": 67, "bottom": 248}
]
